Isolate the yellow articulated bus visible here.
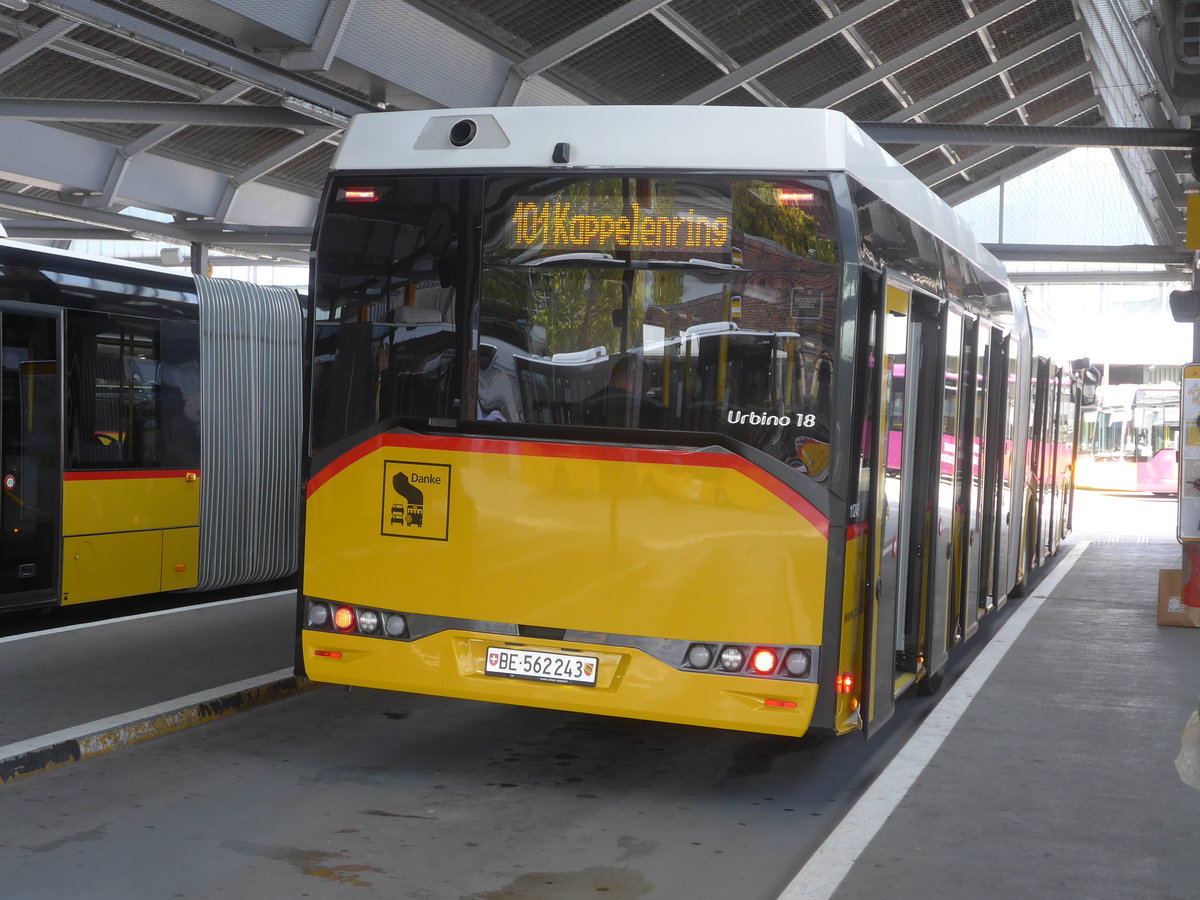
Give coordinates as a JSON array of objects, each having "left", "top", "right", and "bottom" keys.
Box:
[
  {"left": 0, "top": 240, "right": 301, "bottom": 613},
  {"left": 297, "top": 106, "right": 1080, "bottom": 738}
]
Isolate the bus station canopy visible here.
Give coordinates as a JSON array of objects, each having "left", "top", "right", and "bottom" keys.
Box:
[{"left": 0, "top": 0, "right": 1194, "bottom": 278}]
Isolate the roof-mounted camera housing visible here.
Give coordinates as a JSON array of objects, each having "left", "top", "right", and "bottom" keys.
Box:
[{"left": 448, "top": 119, "right": 477, "bottom": 147}]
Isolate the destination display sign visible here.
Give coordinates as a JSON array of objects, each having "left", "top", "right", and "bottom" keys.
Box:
[{"left": 509, "top": 199, "right": 732, "bottom": 254}]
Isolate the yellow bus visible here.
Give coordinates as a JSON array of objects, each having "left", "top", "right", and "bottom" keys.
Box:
[
  {"left": 297, "top": 106, "right": 1079, "bottom": 738},
  {"left": 0, "top": 240, "right": 301, "bottom": 613}
]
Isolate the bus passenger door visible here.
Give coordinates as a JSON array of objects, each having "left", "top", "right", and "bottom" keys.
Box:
[
  {"left": 1027, "top": 357, "right": 1046, "bottom": 571},
  {"left": 0, "top": 304, "right": 63, "bottom": 611},
  {"left": 993, "top": 335, "right": 1016, "bottom": 605},
  {"left": 928, "top": 310, "right": 971, "bottom": 677},
  {"left": 863, "top": 281, "right": 940, "bottom": 737},
  {"left": 963, "top": 326, "right": 994, "bottom": 637},
  {"left": 1044, "top": 365, "right": 1063, "bottom": 555}
]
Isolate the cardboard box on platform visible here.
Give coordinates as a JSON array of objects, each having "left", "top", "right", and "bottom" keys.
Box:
[{"left": 1159, "top": 569, "right": 1200, "bottom": 627}]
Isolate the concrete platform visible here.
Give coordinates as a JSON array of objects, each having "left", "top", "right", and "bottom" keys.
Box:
[
  {"left": 2, "top": 492, "right": 1197, "bottom": 899},
  {"left": 786, "top": 490, "right": 1200, "bottom": 899},
  {"left": 0, "top": 590, "right": 304, "bottom": 781}
]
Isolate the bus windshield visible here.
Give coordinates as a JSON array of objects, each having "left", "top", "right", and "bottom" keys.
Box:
[{"left": 311, "top": 174, "right": 841, "bottom": 474}]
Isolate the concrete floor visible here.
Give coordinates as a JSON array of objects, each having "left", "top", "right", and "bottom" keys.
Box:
[{"left": 830, "top": 492, "right": 1200, "bottom": 899}]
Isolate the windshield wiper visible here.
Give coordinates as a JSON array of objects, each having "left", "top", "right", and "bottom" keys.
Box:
[{"left": 525, "top": 252, "right": 621, "bottom": 267}]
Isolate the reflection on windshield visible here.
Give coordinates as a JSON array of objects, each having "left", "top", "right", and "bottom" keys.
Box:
[
  {"left": 479, "top": 176, "right": 840, "bottom": 474},
  {"left": 310, "top": 173, "right": 844, "bottom": 477}
]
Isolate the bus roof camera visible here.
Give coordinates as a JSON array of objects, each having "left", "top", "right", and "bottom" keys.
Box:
[{"left": 449, "top": 119, "right": 477, "bottom": 147}]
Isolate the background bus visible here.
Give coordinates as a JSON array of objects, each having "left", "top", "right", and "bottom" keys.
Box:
[
  {"left": 0, "top": 239, "right": 302, "bottom": 613},
  {"left": 1075, "top": 383, "right": 1178, "bottom": 494}
]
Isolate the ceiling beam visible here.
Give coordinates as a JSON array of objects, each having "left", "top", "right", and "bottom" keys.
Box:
[
  {"left": 497, "top": 0, "right": 667, "bottom": 104},
  {"left": 814, "top": 0, "right": 920, "bottom": 115},
  {"left": 862, "top": 120, "right": 1194, "bottom": 150},
  {"left": 808, "top": 0, "right": 1036, "bottom": 111},
  {"left": 987, "top": 243, "right": 1192, "bottom": 264},
  {"left": 0, "top": 98, "right": 325, "bottom": 127},
  {"left": 34, "top": 0, "right": 376, "bottom": 117},
  {"left": 516, "top": 0, "right": 666, "bottom": 76},
  {"left": 213, "top": 128, "right": 338, "bottom": 222},
  {"left": 651, "top": 5, "right": 786, "bottom": 106},
  {"left": 677, "top": 0, "right": 896, "bottom": 104},
  {"left": 0, "top": 190, "right": 310, "bottom": 255},
  {"left": 1007, "top": 270, "right": 1191, "bottom": 284},
  {"left": 86, "top": 83, "right": 253, "bottom": 211},
  {"left": 894, "top": 66, "right": 1092, "bottom": 164},
  {"left": 280, "top": 0, "right": 360, "bottom": 72},
  {"left": 960, "top": 0, "right": 1026, "bottom": 125},
  {"left": 0, "top": 15, "right": 78, "bottom": 75},
  {"left": 885, "top": 22, "right": 1083, "bottom": 124},
  {"left": 0, "top": 14, "right": 226, "bottom": 99},
  {"left": 912, "top": 100, "right": 1101, "bottom": 190},
  {"left": 2, "top": 224, "right": 144, "bottom": 241},
  {"left": 0, "top": 118, "right": 319, "bottom": 228}
]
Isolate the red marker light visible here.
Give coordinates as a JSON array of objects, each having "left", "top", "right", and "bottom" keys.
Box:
[
  {"left": 314, "top": 650, "right": 343, "bottom": 659},
  {"left": 333, "top": 606, "right": 356, "bottom": 631},
  {"left": 750, "top": 648, "right": 778, "bottom": 675},
  {"left": 776, "top": 190, "right": 815, "bottom": 206},
  {"left": 837, "top": 672, "right": 855, "bottom": 694},
  {"left": 764, "top": 698, "right": 798, "bottom": 709},
  {"left": 337, "top": 187, "right": 380, "bottom": 203}
]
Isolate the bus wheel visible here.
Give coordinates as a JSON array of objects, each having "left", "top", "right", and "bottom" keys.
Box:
[{"left": 917, "top": 670, "right": 944, "bottom": 696}]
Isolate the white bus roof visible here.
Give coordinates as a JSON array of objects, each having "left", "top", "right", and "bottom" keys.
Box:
[{"left": 333, "top": 105, "right": 1008, "bottom": 285}]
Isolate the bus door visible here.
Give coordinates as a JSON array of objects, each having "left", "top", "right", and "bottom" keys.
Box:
[
  {"left": 1026, "top": 358, "right": 1050, "bottom": 570},
  {"left": 963, "top": 325, "right": 995, "bottom": 637},
  {"left": 929, "top": 310, "right": 974, "bottom": 671},
  {"left": 1044, "top": 365, "right": 1063, "bottom": 555},
  {"left": 0, "top": 303, "right": 63, "bottom": 610},
  {"left": 863, "top": 281, "right": 940, "bottom": 737},
  {"left": 994, "top": 335, "right": 1016, "bottom": 604}
]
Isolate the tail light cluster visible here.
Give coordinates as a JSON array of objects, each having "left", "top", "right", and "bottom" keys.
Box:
[
  {"left": 306, "top": 598, "right": 410, "bottom": 640},
  {"left": 683, "top": 643, "right": 813, "bottom": 680}
]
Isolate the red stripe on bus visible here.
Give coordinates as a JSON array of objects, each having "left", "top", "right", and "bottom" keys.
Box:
[
  {"left": 308, "top": 433, "right": 828, "bottom": 537},
  {"left": 63, "top": 469, "right": 199, "bottom": 481}
]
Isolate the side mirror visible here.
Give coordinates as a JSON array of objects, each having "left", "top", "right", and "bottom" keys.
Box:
[{"left": 1075, "top": 365, "right": 1100, "bottom": 406}]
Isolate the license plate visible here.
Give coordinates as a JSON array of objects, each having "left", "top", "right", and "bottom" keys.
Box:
[{"left": 485, "top": 647, "right": 598, "bottom": 686}]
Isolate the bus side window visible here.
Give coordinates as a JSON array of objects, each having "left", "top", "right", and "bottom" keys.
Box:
[{"left": 66, "top": 311, "right": 162, "bottom": 470}]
